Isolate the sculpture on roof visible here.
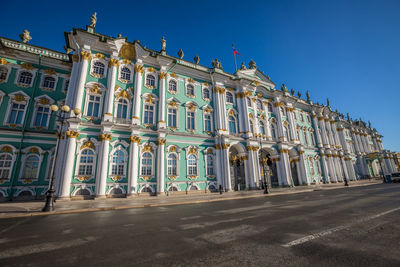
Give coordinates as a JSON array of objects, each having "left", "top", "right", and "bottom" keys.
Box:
[
  {"left": 240, "top": 62, "right": 247, "bottom": 70},
  {"left": 297, "top": 92, "right": 302, "bottom": 98},
  {"left": 194, "top": 55, "right": 200, "bottom": 64},
  {"left": 161, "top": 36, "right": 166, "bottom": 51},
  {"left": 281, "top": 83, "right": 288, "bottom": 93},
  {"left": 249, "top": 59, "right": 257, "bottom": 69},
  {"left": 19, "top": 29, "right": 32, "bottom": 43},
  {"left": 346, "top": 113, "right": 350, "bottom": 121},
  {"left": 290, "top": 89, "right": 295, "bottom": 95},
  {"left": 306, "top": 91, "right": 310, "bottom": 101},
  {"left": 326, "top": 98, "right": 330, "bottom": 106},
  {"left": 90, "top": 12, "right": 97, "bottom": 28},
  {"left": 212, "top": 58, "right": 222, "bottom": 69},
  {"left": 178, "top": 49, "right": 184, "bottom": 59}
]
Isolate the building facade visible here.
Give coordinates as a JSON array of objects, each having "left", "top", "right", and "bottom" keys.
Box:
[{"left": 0, "top": 20, "right": 398, "bottom": 199}]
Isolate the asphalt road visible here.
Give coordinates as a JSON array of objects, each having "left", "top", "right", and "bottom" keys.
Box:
[{"left": 1, "top": 183, "right": 400, "bottom": 267}]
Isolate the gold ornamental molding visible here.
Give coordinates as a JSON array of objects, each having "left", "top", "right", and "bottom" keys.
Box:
[
  {"left": 273, "top": 101, "right": 285, "bottom": 107},
  {"left": 116, "top": 90, "right": 131, "bottom": 100},
  {"left": 221, "top": 144, "right": 230, "bottom": 150},
  {"left": 0, "top": 146, "right": 12, "bottom": 153},
  {"left": 129, "top": 136, "right": 141, "bottom": 144},
  {"left": 142, "top": 145, "right": 153, "bottom": 152},
  {"left": 147, "top": 67, "right": 156, "bottom": 73},
  {"left": 95, "top": 53, "right": 105, "bottom": 59},
  {"left": 0, "top": 58, "right": 9, "bottom": 65},
  {"left": 170, "top": 72, "right": 178, "bottom": 78},
  {"left": 20, "top": 62, "right": 34, "bottom": 70},
  {"left": 119, "top": 43, "right": 136, "bottom": 60},
  {"left": 72, "top": 54, "right": 79, "bottom": 62},
  {"left": 188, "top": 147, "right": 198, "bottom": 155},
  {"left": 214, "top": 86, "right": 226, "bottom": 94},
  {"left": 159, "top": 72, "right": 167, "bottom": 79},
  {"left": 98, "top": 133, "right": 112, "bottom": 141},
  {"left": 318, "top": 116, "right": 324, "bottom": 121},
  {"left": 158, "top": 139, "right": 166, "bottom": 145},
  {"left": 66, "top": 131, "right": 80, "bottom": 139},
  {"left": 108, "top": 58, "right": 119, "bottom": 68},
  {"left": 29, "top": 147, "right": 39, "bottom": 153},
  {"left": 80, "top": 51, "right": 91, "bottom": 61},
  {"left": 80, "top": 141, "right": 95, "bottom": 150},
  {"left": 214, "top": 144, "right": 221, "bottom": 150},
  {"left": 134, "top": 65, "right": 144, "bottom": 74},
  {"left": 44, "top": 69, "right": 57, "bottom": 75},
  {"left": 38, "top": 98, "right": 50, "bottom": 105},
  {"left": 187, "top": 78, "right": 195, "bottom": 83},
  {"left": 278, "top": 149, "right": 289, "bottom": 154}
]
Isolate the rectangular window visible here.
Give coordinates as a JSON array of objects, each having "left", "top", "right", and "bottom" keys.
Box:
[
  {"left": 8, "top": 103, "right": 26, "bottom": 125},
  {"left": 187, "top": 111, "right": 195, "bottom": 130},
  {"left": 86, "top": 95, "right": 101, "bottom": 117},
  {"left": 167, "top": 108, "right": 177, "bottom": 127},
  {"left": 204, "top": 114, "right": 211, "bottom": 132},
  {"left": 144, "top": 105, "right": 154, "bottom": 124},
  {"left": 34, "top": 106, "right": 50, "bottom": 127}
]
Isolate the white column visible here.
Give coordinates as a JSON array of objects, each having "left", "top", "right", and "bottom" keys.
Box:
[
  {"left": 65, "top": 55, "right": 79, "bottom": 107},
  {"left": 59, "top": 131, "right": 78, "bottom": 197},
  {"left": 312, "top": 115, "right": 323, "bottom": 146},
  {"left": 220, "top": 89, "right": 228, "bottom": 131},
  {"left": 158, "top": 73, "right": 167, "bottom": 129},
  {"left": 72, "top": 51, "right": 90, "bottom": 112},
  {"left": 213, "top": 88, "right": 222, "bottom": 131},
  {"left": 279, "top": 148, "right": 291, "bottom": 186},
  {"left": 128, "top": 136, "right": 140, "bottom": 194},
  {"left": 132, "top": 65, "right": 144, "bottom": 125},
  {"left": 54, "top": 138, "right": 66, "bottom": 196},
  {"left": 318, "top": 116, "right": 329, "bottom": 146},
  {"left": 96, "top": 134, "right": 111, "bottom": 197},
  {"left": 286, "top": 107, "right": 297, "bottom": 142},
  {"left": 241, "top": 154, "right": 251, "bottom": 189},
  {"left": 221, "top": 144, "right": 231, "bottom": 191},
  {"left": 345, "top": 158, "right": 357, "bottom": 180},
  {"left": 273, "top": 99, "right": 285, "bottom": 141},
  {"left": 236, "top": 92, "right": 245, "bottom": 133},
  {"left": 246, "top": 146, "right": 258, "bottom": 188},
  {"left": 156, "top": 138, "right": 166, "bottom": 193},
  {"left": 298, "top": 151, "right": 308, "bottom": 184},
  {"left": 104, "top": 59, "right": 118, "bottom": 121},
  {"left": 340, "top": 156, "right": 350, "bottom": 181},
  {"left": 320, "top": 153, "right": 330, "bottom": 183}
]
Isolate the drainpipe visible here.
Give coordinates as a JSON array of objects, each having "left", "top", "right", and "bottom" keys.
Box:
[{"left": 9, "top": 53, "right": 43, "bottom": 200}]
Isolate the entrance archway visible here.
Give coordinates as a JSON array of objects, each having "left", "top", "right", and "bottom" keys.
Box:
[
  {"left": 259, "top": 148, "right": 279, "bottom": 188},
  {"left": 289, "top": 149, "right": 301, "bottom": 186},
  {"left": 229, "top": 144, "right": 246, "bottom": 191}
]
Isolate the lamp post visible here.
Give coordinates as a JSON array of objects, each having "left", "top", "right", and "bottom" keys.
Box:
[
  {"left": 42, "top": 105, "right": 81, "bottom": 212},
  {"left": 258, "top": 135, "right": 269, "bottom": 194}
]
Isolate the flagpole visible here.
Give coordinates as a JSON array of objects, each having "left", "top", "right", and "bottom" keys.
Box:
[{"left": 232, "top": 44, "right": 237, "bottom": 72}]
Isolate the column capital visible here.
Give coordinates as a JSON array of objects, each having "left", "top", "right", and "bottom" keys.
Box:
[
  {"left": 66, "top": 130, "right": 79, "bottom": 139},
  {"left": 129, "top": 136, "right": 141, "bottom": 144},
  {"left": 98, "top": 133, "right": 112, "bottom": 141},
  {"left": 80, "top": 51, "right": 91, "bottom": 61},
  {"left": 157, "top": 138, "right": 166, "bottom": 145},
  {"left": 108, "top": 58, "right": 119, "bottom": 68},
  {"left": 134, "top": 64, "right": 144, "bottom": 74}
]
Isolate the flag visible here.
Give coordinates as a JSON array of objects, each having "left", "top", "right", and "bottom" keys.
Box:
[{"left": 232, "top": 44, "right": 241, "bottom": 56}]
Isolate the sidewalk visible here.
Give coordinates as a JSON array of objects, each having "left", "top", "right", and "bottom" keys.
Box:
[{"left": 0, "top": 179, "right": 381, "bottom": 219}]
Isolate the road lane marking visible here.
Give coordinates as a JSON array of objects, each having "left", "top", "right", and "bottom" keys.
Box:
[
  {"left": 282, "top": 206, "right": 400, "bottom": 248},
  {"left": 180, "top": 215, "right": 259, "bottom": 230},
  {"left": 0, "top": 236, "right": 97, "bottom": 259},
  {"left": 197, "top": 224, "right": 266, "bottom": 244}
]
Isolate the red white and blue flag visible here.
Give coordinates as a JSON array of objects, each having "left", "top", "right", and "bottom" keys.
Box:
[{"left": 232, "top": 44, "right": 241, "bottom": 56}]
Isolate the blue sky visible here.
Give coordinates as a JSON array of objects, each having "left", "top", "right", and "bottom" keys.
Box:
[{"left": 2, "top": 0, "right": 399, "bottom": 151}]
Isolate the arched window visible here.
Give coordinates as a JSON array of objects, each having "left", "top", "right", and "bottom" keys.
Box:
[
  {"left": 270, "top": 124, "right": 277, "bottom": 140},
  {"left": 228, "top": 116, "right": 236, "bottom": 134},
  {"left": 316, "top": 158, "right": 322, "bottom": 175},
  {"left": 93, "top": 62, "right": 105, "bottom": 76},
  {"left": 203, "top": 88, "right": 210, "bottom": 99},
  {"left": 43, "top": 76, "right": 56, "bottom": 90},
  {"left": 0, "top": 67, "right": 8, "bottom": 81},
  {"left": 247, "top": 97, "right": 252, "bottom": 107},
  {"left": 168, "top": 80, "right": 177, "bottom": 93},
  {"left": 167, "top": 154, "right": 177, "bottom": 176},
  {"left": 141, "top": 152, "right": 153, "bottom": 176},
  {"left": 310, "top": 132, "right": 315, "bottom": 146},
  {"left": 186, "top": 84, "right": 194, "bottom": 96},
  {"left": 300, "top": 112, "right": 304, "bottom": 122},
  {"left": 120, "top": 67, "right": 131, "bottom": 81},
  {"left": 309, "top": 158, "right": 315, "bottom": 176},
  {"left": 146, "top": 74, "right": 155, "bottom": 87},
  {"left": 206, "top": 155, "right": 214, "bottom": 176},
  {"left": 22, "top": 155, "right": 39, "bottom": 179},
  {"left": 249, "top": 120, "right": 254, "bottom": 134},
  {"left": 116, "top": 98, "right": 129, "bottom": 119},
  {"left": 188, "top": 154, "right": 197, "bottom": 175},
  {"left": 303, "top": 130, "right": 308, "bottom": 145},
  {"left": 226, "top": 92, "right": 234, "bottom": 104},
  {"left": 0, "top": 153, "right": 12, "bottom": 179},
  {"left": 280, "top": 106, "right": 286, "bottom": 116},
  {"left": 8, "top": 102, "right": 26, "bottom": 125},
  {"left": 18, "top": 72, "right": 33, "bottom": 86},
  {"left": 78, "top": 149, "right": 95, "bottom": 176},
  {"left": 34, "top": 106, "right": 50, "bottom": 127},
  {"left": 267, "top": 103, "right": 273, "bottom": 113},
  {"left": 204, "top": 113, "right": 212, "bottom": 132},
  {"left": 259, "top": 121, "right": 265, "bottom": 136},
  {"left": 256, "top": 99, "right": 263, "bottom": 110},
  {"left": 283, "top": 126, "right": 289, "bottom": 140},
  {"left": 111, "top": 150, "right": 126, "bottom": 176}
]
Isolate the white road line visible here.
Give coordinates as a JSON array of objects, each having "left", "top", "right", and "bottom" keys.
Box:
[
  {"left": 282, "top": 207, "right": 400, "bottom": 248},
  {"left": 0, "top": 236, "right": 97, "bottom": 259}
]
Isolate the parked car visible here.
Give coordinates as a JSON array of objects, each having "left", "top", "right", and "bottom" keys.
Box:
[{"left": 391, "top": 173, "right": 400, "bottom": 183}]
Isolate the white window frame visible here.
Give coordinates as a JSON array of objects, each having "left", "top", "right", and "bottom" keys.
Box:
[
  {"left": 0, "top": 144, "right": 17, "bottom": 181},
  {"left": 226, "top": 91, "right": 234, "bottom": 104},
  {"left": 18, "top": 146, "right": 44, "bottom": 182},
  {"left": 187, "top": 154, "right": 199, "bottom": 177},
  {"left": 118, "top": 64, "right": 133, "bottom": 84},
  {"left": 256, "top": 99, "right": 263, "bottom": 110},
  {"left": 143, "top": 103, "right": 155, "bottom": 125},
  {"left": 4, "top": 91, "right": 30, "bottom": 127},
  {"left": 167, "top": 106, "right": 178, "bottom": 129},
  {"left": 309, "top": 157, "right": 315, "bottom": 176},
  {"left": 114, "top": 97, "right": 131, "bottom": 121},
  {"left": 109, "top": 146, "right": 128, "bottom": 179},
  {"left": 228, "top": 115, "right": 237, "bottom": 134},
  {"left": 205, "top": 154, "right": 215, "bottom": 177},
  {"left": 0, "top": 64, "right": 12, "bottom": 83},
  {"left": 90, "top": 59, "right": 108, "bottom": 78},
  {"left": 167, "top": 153, "right": 178, "bottom": 177},
  {"left": 202, "top": 87, "right": 211, "bottom": 101},
  {"left": 140, "top": 151, "right": 154, "bottom": 177},
  {"left": 74, "top": 138, "right": 99, "bottom": 181},
  {"left": 77, "top": 148, "right": 97, "bottom": 178},
  {"left": 15, "top": 69, "right": 35, "bottom": 88},
  {"left": 41, "top": 74, "right": 58, "bottom": 92},
  {"left": 168, "top": 79, "right": 178, "bottom": 94},
  {"left": 186, "top": 83, "right": 195, "bottom": 97},
  {"left": 83, "top": 84, "right": 105, "bottom": 119}
]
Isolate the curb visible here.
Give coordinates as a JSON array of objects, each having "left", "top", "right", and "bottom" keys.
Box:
[{"left": 0, "top": 182, "right": 380, "bottom": 219}]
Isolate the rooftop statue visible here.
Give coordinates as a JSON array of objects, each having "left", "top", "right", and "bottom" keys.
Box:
[
  {"left": 281, "top": 83, "right": 288, "bottom": 92},
  {"left": 161, "top": 36, "right": 166, "bottom": 51},
  {"left": 297, "top": 91, "right": 302, "bottom": 98},
  {"left": 240, "top": 62, "right": 247, "bottom": 70},
  {"left": 90, "top": 12, "right": 97, "bottom": 28},
  {"left": 326, "top": 98, "right": 330, "bottom": 106},
  {"left": 249, "top": 59, "right": 257, "bottom": 69},
  {"left": 19, "top": 29, "right": 32, "bottom": 43},
  {"left": 290, "top": 89, "right": 295, "bottom": 95},
  {"left": 306, "top": 91, "right": 310, "bottom": 101},
  {"left": 178, "top": 49, "right": 184, "bottom": 59},
  {"left": 194, "top": 55, "right": 200, "bottom": 64},
  {"left": 212, "top": 58, "right": 222, "bottom": 69}
]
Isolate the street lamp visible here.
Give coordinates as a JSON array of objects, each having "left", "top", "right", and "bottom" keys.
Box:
[
  {"left": 42, "top": 105, "right": 81, "bottom": 212},
  {"left": 257, "top": 135, "right": 269, "bottom": 194}
]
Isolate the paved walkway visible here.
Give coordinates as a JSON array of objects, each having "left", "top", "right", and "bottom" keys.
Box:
[{"left": 0, "top": 179, "right": 381, "bottom": 219}]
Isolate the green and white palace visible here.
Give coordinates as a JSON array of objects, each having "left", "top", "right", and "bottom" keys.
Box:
[{"left": 0, "top": 18, "right": 398, "bottom": 200}]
